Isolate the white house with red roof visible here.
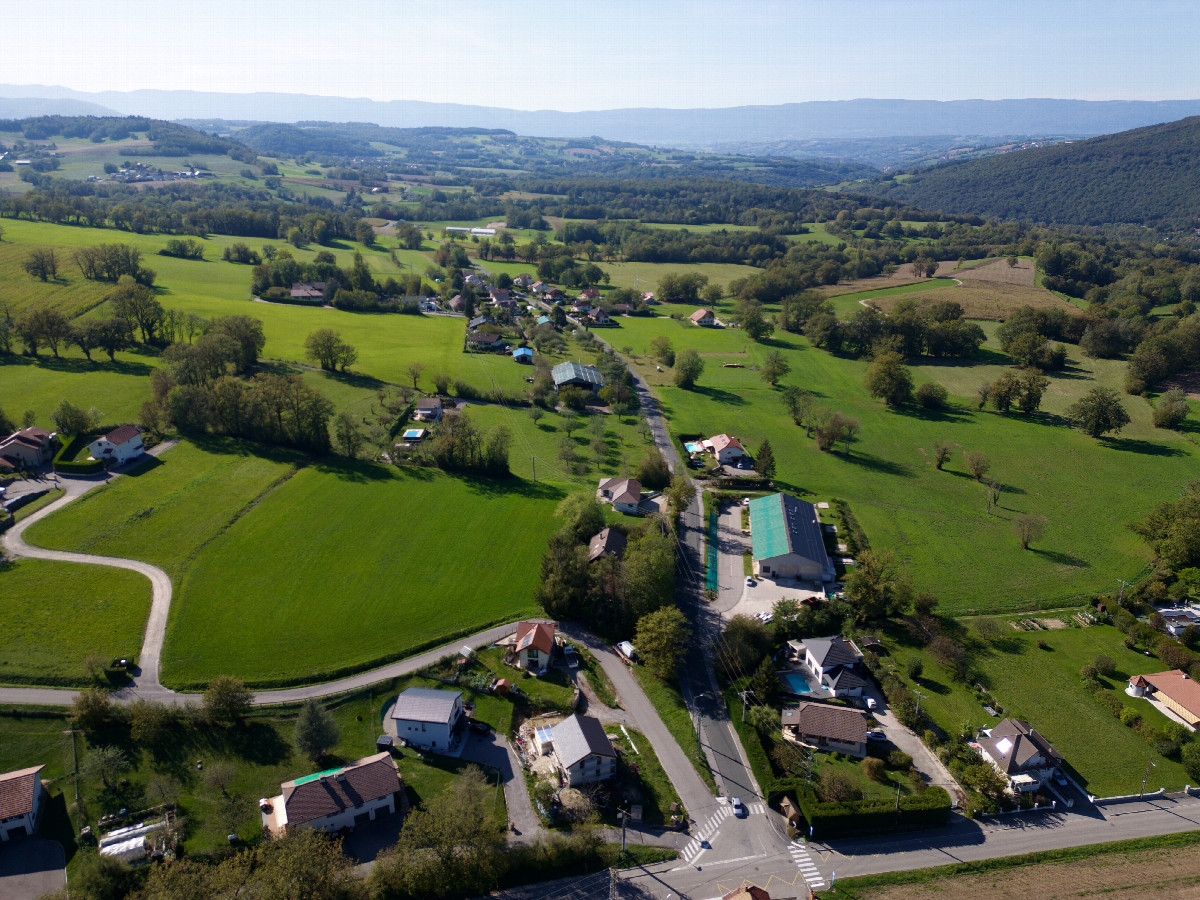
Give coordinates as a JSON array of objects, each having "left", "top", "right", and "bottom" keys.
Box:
[
  {"left": 690, "top": 308, "right": 716, "bottom": 326},
  {"left": 0, "top": 764, "right": 45, "bottom": 841},
  {"left": 88, "top": 425, "right": 144, "bottom": 467},
  {"left": 0, "top": 427, "right": 57, "bottom": 469},
  {"left": 707, "top": 433, "right": 746, "bottom": 465},
  {"left": 515, "top": 620, "right": 556, "bottom": 671}
]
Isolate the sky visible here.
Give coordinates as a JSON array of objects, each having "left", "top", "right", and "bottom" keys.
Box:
[{"left": 2, "top": 0, "right": 1197, "bottom": 110}]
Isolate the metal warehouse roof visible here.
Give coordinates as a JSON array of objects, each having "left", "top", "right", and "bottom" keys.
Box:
[
  {"left": 551, "top": 361, "right": 605, "bottom": 388},
  {"left": 749, "top": 493, "right": 827, "bottom": 564}
]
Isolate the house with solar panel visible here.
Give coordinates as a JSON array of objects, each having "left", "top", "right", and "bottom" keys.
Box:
[
  {"left": 551, "top": 361, "right": 605, "bottom": 394},
  {"left": 389, "top": 687, "right": 464, "bottom": 751},
  {"left": 748, "top": 493, "right": 836, "bottom": 583},
  {"left": 977, "top": 719, "right": 1063, "bottom": 793},
  {"left": 513, "top": 620, "right": 557, "bottom": 672},
  {"left": 261, "top": 753, "right": 403, "bottom": 836}
]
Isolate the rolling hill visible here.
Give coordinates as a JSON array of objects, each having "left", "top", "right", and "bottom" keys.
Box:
[{"left": 863, "top": 115, "right": 1200, "bottom": 230}]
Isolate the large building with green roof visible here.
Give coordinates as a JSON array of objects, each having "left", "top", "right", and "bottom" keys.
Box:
[{"left": 748, "top": 493, "right": 835, "bottom": 583}]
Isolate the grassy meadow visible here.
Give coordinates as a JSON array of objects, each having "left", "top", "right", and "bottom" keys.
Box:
[
  {"left": 23, "top": 439, "right": 565, "bottom": 687},
  {"left": 614, "top": 314, "right": 1198, "bottom": 612},
  {"left": 0, "top": 558, "right": 152, "bottom": 685}
]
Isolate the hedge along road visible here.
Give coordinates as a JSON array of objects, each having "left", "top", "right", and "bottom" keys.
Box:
[{"left": 0, "top": 443, "right": 529, "bottom": 709}]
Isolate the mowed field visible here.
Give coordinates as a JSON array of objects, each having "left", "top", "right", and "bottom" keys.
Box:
[
  {"left": 24, "top": 440, "right": 563, "bottom": 687},
  {"left": 0, "top": 219, "right": 539, "bottom": 417},
  {"left": 614, "top": 314, "right": 1198, "bottom": 612},
  {"left": 0, "top": 558, "right": 152, "bottom": 685}
]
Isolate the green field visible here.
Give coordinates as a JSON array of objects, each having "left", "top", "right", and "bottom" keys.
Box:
[
  {"left": 612, "top": 316, "right": 1198, "bottom": 612},
  {"left": 0, "top": 558, "right": 151, "bottom": 685},
  {"left": 880, "top": 623, "right": 1191, "bottom": 796},
  {"left": 25, "top": 440, "right": 563, "bottom": 687},
  {"left": 602, "top": 260, "right": 762, "bottom": 293}
]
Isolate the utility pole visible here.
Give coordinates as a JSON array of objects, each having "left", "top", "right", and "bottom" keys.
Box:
[
  {"left": 618, "top": 806, "right": 629, "bottom": 854},
  {"left": 531, "top": 455, "right": 536, "bottom": 482},
  {"left": 1118, "top": 579, "right": 1132, "bottom": 604},
  {"left": 1141, "top": 757, "right": 1157, "bottom": 799},
  {"left": 739, "top": 689, "right": 755, "bottom": 722},
  {"left": 915, "top": 690, "right": 926, "bottom": 719}
]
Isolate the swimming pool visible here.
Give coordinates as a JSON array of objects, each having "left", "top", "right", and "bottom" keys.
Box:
[
  {"left": 685, "top": 442, "right": 704, "bottom": 454},
  {"left": 779, "top": 671, "right": 816, "bottom": 695}
]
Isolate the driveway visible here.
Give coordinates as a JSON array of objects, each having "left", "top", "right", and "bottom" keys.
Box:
[
  {"left": 460, "top": 731, "right": 542, "bottom": 843},
  {"left": 864, "top": 682, "right": 964, "bottom": 803},
  {"left": 0, "top": 837, "right": 65, "bottom": 900}
]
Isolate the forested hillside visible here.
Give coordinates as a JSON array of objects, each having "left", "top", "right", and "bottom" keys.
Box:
[{"left": 865, "top": 116, "right": 1200, "bottom": 230}]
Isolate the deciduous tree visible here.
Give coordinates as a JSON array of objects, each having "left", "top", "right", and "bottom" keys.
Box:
[
  {"left": 294, "top": 699, "right": 341, "bottom": 763},
  {"left": 1013, "top": 513, "right": 1047, "bottom": 549},
  {"left": 635, "top": 606, "right": 691, "bottom": 680},
  {"left": 1067, "top": 386, "right": 1131, "bottom": 438},
  {"left": 203, "top": 676, "right": 253, "bottom": 724},
  {"left": 864, "top": 351, "right": 914, "bottom": 406},
  {"left": 759, "top": 350, "right": 791, "bottom": 386},
  {"left": 673, "top": 348, "right": 704, "bottom": 389}
]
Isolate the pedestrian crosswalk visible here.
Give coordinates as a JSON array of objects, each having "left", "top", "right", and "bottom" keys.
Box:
[
  {"left": 677, "top": 805, "right": 731, "bottom": 865},
  {"left": 747, "top": 801, "right": 766, "bottom": 816},
  {"left": 789, "top": 840, "right": 826, "bottom": 891}
]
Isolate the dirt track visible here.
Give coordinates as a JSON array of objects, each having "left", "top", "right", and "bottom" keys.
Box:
[{"left": 851, "top": 842, "right": 1200, "bottom": 899}]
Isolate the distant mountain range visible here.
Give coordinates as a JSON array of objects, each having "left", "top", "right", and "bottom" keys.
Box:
[
  {"left": 862, "top": 116, "right": 1200, "bottom": 230},
  {"left": 3, "top": 84, "right": 1200, "bottom": 146}
]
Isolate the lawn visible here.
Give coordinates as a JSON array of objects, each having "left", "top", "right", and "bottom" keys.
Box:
[
  {"left": 161, "top": 460, "right": 562, "bottom": 687},
  {"left": 611, "top": 316, "right": 1199, "bottom": 612},
  {"left": 631, "top": 666, "right": 716, "bottom": 792},
  {"left": 879, "top": 622, "right": 1192, "bottom": 796},
  {"left": 0, "top": 558, "right": 152, "bottom": 686},
  {"left": 601, "top": 260, "right": 762, "bottom": 293}
]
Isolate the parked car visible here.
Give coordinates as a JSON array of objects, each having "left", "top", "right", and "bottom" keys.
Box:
[
  {"left": 745, "top": 577, "right": 755, "bottom": 587},
  {"left": 867, "top": 730, "right": 887, "bottom": 742},
  {"left": 864, "top": 697, "right": 877, "bottom": 710},
  {"left": 1053, "top": 770, "right": 1069, "bottom": 787},
  {"left": 730, "top": 797, "right": 746, "bottom": 817},
  {"left": 742, "top": 497, "right": 751, "bottom": 506}
]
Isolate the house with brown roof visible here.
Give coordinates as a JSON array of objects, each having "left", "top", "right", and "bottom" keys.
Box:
[
  {"left": 690, "top": 308, "right": 716, "bottom": 326},
  {"left": 0, "top": 764, "right": 45, "bottom": 841},
  {"left": 466, "top": 331, "right": 504, "bottom": 351},
  {"left": 722, "top": 884, "right": 773, "bottom": 900},
  {"left": 597, "top": 477, "right": 642, "bottom": 515},
  {"left": 515, "top": 620, "right": 556, "bottom": 672},
  {"left": 781, "top": 703, "right": 868, "bottom": 758},
  {"left": 1129, "top": 670, "right": 1200, "bottom": 728},
  {"left": 588, "top": 307, "right": 614, "bottom": 326},
  {"left": 0, "top": 427, "right": 57, "bottom": 469},
  {"left": 588, "top": 527, "right": 627, "bottom": 562},
  {"left": 579, "top": 287, "right": 601, "bottom": 301},
  {"left": 413, "top": 397, "right": 443, "bottom": 422},
  {"left": 289, "top": 282, "right": 325, "bottom": 301},
  {"left": 88, "top": 425, "right": 144, "bottom": 467},
  {"left": 513, "top": 273, "right": 534, "bottom": 288},
  {"left": 448, "top": 294, "right": 467, "bottom": 312},
  {"left": 262, "top": 753, "right": 402, "bottom": 836},
  {"left": 977, "top": 718, "right": 1063, "bottom": 793}
]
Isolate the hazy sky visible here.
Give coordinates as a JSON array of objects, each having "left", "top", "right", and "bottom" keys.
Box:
[{"left": 3, "top": 0, "right": 1196, "bottom": 110}]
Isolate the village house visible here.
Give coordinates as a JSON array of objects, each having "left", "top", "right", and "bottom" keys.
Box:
[
  {"left": 690, "top": 308, "right": 716, "bottom": 326},
  {"left": 514, "top": 620, "right": 557, "bottom": 672},
  {"left": 88, "top": 425, "right": 144, "bottom": 467},
  {"left": 707, "top": 433, "right": 747, "bottom": 465},
  {"left": 588, "top": 308, "right": 614, "bottom": 326},
  {"left": 448, "top": 295, "right": 467, "bottom": 312},
  {"left": 513, "top": 273, "right": 534, "bottom": 288},
  {"left": 749, "top": 493, "right": 836, "bottom": 583},
  {"left": 466, "top": 332, "right": 504, "bottom": 351},
  {"left": 390, "top": 687, "right": 464, "bottom": 751},
  {"left": 489, "top": 288, "right": 510, "bottom": 304},
  {"left": 781, "top": 702, "right": 869, "bottom": 758},
  {"left": 531, "top": 280, "right": 549, "bottom": 294},
  {"left": 552, "top": 361, "right": 605, "bottom": 393},
  {"left": 1129, "top": 670, "right": 1200, "bottom": 728},
  {"left": 579, "top": 287, "right": 602, "bottom": 302},
  {"left": 543, "top": 714, "right": 617, "bottom": 786},
  {"left": 469, "top": 315, "right": 495, "bottom": 331},
  {"left": 544, "top": 287, "right": 567, "bottom": 302},
  {"left": 802, "top": 635, "right": 867, "bottom": 698},
  {"left": 977, "top": 718, "right": 1064, "bottom": 793},
  {"left": 597, "top": 477, "right": 642, "bottom": 515},
  {"left": 0, "top": 427, "right": 58, "bottom": 469},
  {"left": 413, "top": 397, "right": 443, "bottom": 422},
  {"left": 0, "top": 764, "right": 45, "bottom": 841},
  {"left": 289, "top": 282, "right": 325, "bottom": 301},
  {"left": 588, "top": 527, "right": 627, "bottom": 562},
  {"left": 261, "top": 753, "right": 402, "bottom": 836},
  {"left": 641, "top": 291, "right": 656, "bottom": 304}
]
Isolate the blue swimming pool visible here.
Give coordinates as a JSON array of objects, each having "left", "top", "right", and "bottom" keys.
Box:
[{"left": 779, "top": 671, "right": 816, "bottom": 695}]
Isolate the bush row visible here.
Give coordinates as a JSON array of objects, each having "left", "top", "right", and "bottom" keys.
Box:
[
  {"left": 771, "top": 781, "right": 951, "bottom": 839},
  {"left": 51, "top": 434, "right": 105, "bottom": 474}
]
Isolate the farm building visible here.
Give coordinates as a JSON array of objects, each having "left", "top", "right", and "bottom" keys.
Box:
[
  {"left": 513, "top": 347, "right": 534, "bottom": 363},
  {"left": 514, "top": 620, "right": 556, "bottom": 671},
  {"left": 88, "top": 425, "right": 144, "bottom": 467},
  {"left": 552, "top": 361, "right": 605, "bottom": 393},
  {"left": 1129, "top": 670, "right": 1200, "bottom": 727},
  {"left": 0, "top": 764, "right": 45, "bottom": 841},
  {"left": 389, "top": 687, "right": 464, "bottom": 751},
  {"left": 781, "top": 703, "right": 868, "bottom": 758},
  {"left": 261, "top": 753, "right": 402, "bottom": 836},
  {"left": 546, "top": 714, "right": 617, "bottom": 786},
  {"left": 977, "top": 719, "right": 1063, "bottom": 793},
  {"left": 690, "top": 309, "right": 716, "bottom": 326},
  {"left": 749, "top": 493, "right": 836, "bottom": 582},
  {"left": 597, "top": 477, "right": 642, "bottom": 515},
  {"left": 413, "top": 397, "right": 443, "bottom": 422}
]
